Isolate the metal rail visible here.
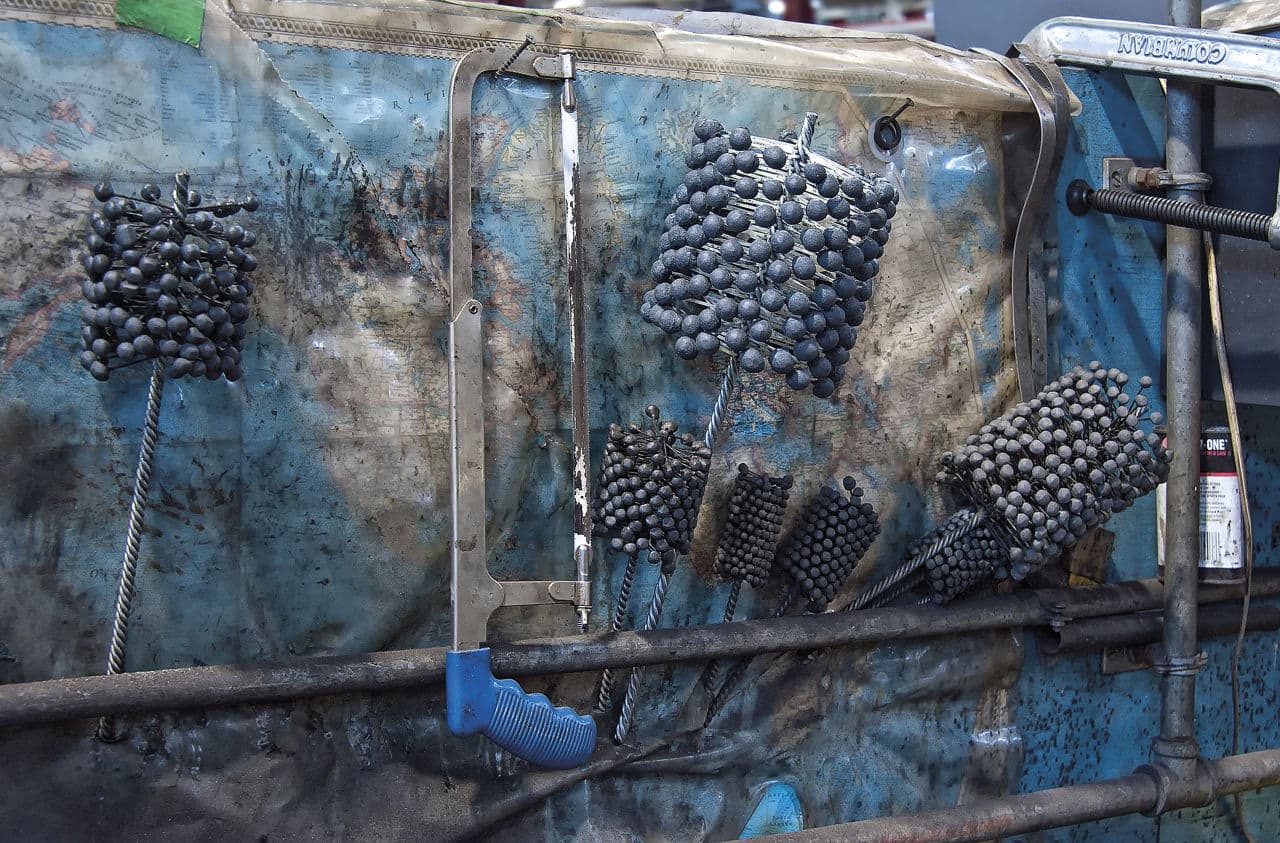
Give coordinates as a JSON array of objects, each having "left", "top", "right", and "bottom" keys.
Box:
[
  {"left": 744, "top": 749, "right": 1280, "bottom": 843},
  {"left": 1044, "top": 602, "right": 1280, "bottom": 654},
  {"left": 2, "top": 572, "right": 1277, "bottom": 730},
  {"left": 1155, "top": 0, "right": 1206, "bottom": 783}
]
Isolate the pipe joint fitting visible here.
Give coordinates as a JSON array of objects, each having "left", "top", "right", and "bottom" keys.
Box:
[
  {"left": 1152, "top": 650, "right": 1207, "bottom": 677},
  {"left": 1135, "top": 759, "right": 1214, "bottom": 816}
]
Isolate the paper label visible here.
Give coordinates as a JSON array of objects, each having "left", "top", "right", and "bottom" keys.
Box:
[{"left": 1156, "top": 429, "right": 1243, "bottom": 571}]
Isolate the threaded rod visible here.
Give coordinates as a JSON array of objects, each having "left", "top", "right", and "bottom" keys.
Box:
[{"left": 1067, "top": 180, "right": 1274, "bottom": 245}]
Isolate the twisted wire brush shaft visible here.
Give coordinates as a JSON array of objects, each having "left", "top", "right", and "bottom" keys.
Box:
[
  {"left": 703, "top": 587, "right": 797, "bottom": 726},
  {"left": 847, "top": 507, "right": 985, "bottom": 612},
  {"left": 700, "top": 579, "right": 741, "bottom": 692},
  {"left": 96, "top": 359, "right": 165, "bottom": 742},
  {"left": 613, "top": 563, "right": 672, "bottom": 743},
  {"left": 613, "top": 360, "right": 738, "bottom": 741},
  {"left": 595, "top": 552, "right": 639, "bottom": 712}
]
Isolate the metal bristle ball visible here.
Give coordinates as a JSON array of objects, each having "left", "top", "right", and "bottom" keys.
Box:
[
  {"left": 713, "top": 464, "right": 793, "bottom": 588},
  {"left": 916, "top": 519, "right": 1008, "bottom": 603},
  {"left": 642, "top": 117, "right": 897, "bottom": 399},
  {"left": 775, "top": 475, "right": 881, "bottom": 611},
  {"left": 935, "top": 361, "right": 1171, "bottom": 581},
  {"left": 593, "top": 405, "right": 712, "bottom": 566},
  {"left": 77, "top": 176, "right": 260, "bottom": 383}
]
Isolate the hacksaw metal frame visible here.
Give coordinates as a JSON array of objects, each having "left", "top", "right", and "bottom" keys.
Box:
[{"left": 448, "top": 43, "right": 592, "bottom": 652}]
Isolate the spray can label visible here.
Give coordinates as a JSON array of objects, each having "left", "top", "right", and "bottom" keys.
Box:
[
  {"left": 1198, "top": 428, "right": 1243, "bottom": 570},
  {"left": 1156, "top": 426, "right": 1243, "bottom": 574}
]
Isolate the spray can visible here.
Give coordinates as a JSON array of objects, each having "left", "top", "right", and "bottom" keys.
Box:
[{"left": 1157, "top": 426, "right": 1246, "bottom": 584}]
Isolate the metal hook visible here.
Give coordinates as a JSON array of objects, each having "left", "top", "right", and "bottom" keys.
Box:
[{"left": 872, "top": 98, "right": 914, "bottom": 153}]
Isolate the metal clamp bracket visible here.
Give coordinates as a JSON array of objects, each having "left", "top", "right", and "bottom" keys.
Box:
[
  {"left": 976, "top": 44, "right": 1071, "bottom": 399},
  {"left": 1025, "top": 17, "right": 1280, "bottom": 249},
  {"left": 1152, "top": 649, "right": 1208, "bottom": 677}
]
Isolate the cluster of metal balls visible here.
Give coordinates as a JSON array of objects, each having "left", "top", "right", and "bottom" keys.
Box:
[
  {"left": 640, "top": 117, "right": 896, "bottom": 398},
  {"left": 920, "top": 520, "right": 1008, "bottom": 603},
  {"left": 77, "top": 178, "right": 259, "bottom": 382},
  {"left": 714, "top": 465, "right": 793, "bottom": 588},
  {"left": 594, "top": 405, "right": 711, "bottom": 567},
  {"left": 776, "top": 477, "right": 880, "bottom": 610},
  {"left": 937, "top": 362, "right": 1171, "bottom": 580}
]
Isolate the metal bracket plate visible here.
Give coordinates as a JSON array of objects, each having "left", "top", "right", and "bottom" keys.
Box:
[
  {"left": 975, "top": 45, "right": 1071, "bottom": 400},
  {"left": 1103, "top": 156, "right": 1211, "bottom": 192},
  {"left": 1024, "top": 16, "right": 1280, "bottom": 241},
  {"left": 1102, "top": 643, "right": 1157, "bottom": 675}
]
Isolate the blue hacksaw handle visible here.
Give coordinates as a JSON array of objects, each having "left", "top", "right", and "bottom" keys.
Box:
[{"left": 446, "top": 647, "right": 596, "bottom": 769}]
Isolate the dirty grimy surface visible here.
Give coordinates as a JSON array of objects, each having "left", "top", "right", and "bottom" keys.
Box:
[{"left": 0, "top": 6, "right": 1277, "bottom": 842}]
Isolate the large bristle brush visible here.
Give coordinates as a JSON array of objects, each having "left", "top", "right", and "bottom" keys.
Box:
[
  {"left": 640, "top": 113, "right": 897, "bottom": 399},
  {"left": 705, "top": 475, "right": 880, "bottom": 725},
  {"left": 714, "top": 464, "right": 793, "bottom": 589},
  {"left": 78, "top": 173, "right": 259, "bottom": 383},
  {"left": 851, "top": 361, "right": 1171, "bottom": 610},
  {"left": 593, "top": 405, "right": 710, "bottom": 713},
  {"left": 701, "top": 465, "right": 793, "bottom": 691},
  {"left": 80, "top": 172, "right": 260, "bottom": 742}
]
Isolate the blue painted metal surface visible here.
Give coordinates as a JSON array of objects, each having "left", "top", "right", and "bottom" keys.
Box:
[{"left": 1013, "top": 64, "right": 1280, "bottom": 842}]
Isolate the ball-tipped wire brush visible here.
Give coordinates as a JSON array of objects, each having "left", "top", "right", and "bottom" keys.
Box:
[
  {"left": 78, "top": 172, "right": 260, "bottom": 741},
  {"left": 848, "top": 361, "right": 1171, "bottom": 611},
  {"left": 700, "top": 465, "right": 793, "bottom": 691},
  {"left": 641, "top": 114, "right": 897, "bottom": 398},
  {"left": 592, "top": 405, "right": 712, "bottom": 713},
  {"left": 705, "top": 476, "right": 880, "bottom": 725}
]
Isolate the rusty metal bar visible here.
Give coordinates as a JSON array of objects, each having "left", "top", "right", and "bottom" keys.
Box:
[
  {"left": 1044, "top": 602, "right": 1280, "bottom": 654},
  {"left": 0, "top": 571, "right": 1277, "bottom": 729},
  {"left": 745, "top": 749, "right": 1280, "bottom": 843}
]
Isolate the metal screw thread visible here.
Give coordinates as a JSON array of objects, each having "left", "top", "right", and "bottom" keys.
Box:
[
  {"left": 704, "top": 356, "right": 739, "bottom": 449},
  {"left": 701, "top": 579, "right": 743, "bottom": 692},
  {"left": 497, "top": 36, "right": 535, "bottom": 77},
  {"left": 96, "top": 360, "right": 165, "bottom": 742},
  {"left": 848, "top": 507, "right": 984, "bottom": 612},
  {"left": 595, "top": 552, "right": 640, "bottom": 712},
  {"left": 704, "top": 587, "right": 797, "bottom": 725},
  {"left": 172, "top": 171, "right": 190, "bottom": 218},
  {"left": 613, "top": 569, "right": 671, "bottom": 743},
  {"left": 1086, "top": 187, "right": 1270, "bottom": 243}
]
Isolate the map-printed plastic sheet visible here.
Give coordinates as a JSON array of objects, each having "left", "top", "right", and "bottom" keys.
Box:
[{"left": 0, "top": 0, "right": 1031, "bottom": 837}]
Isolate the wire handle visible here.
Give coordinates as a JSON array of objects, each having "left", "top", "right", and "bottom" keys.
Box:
[
  {"left": 847, "top": 507, "right": 985, "bottom": 612},
  {"left": 96, "top": 359, "right": 165, "bottom": 742}
]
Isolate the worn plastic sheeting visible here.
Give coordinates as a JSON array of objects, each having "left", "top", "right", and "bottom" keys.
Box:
[
  {"left": 0, "top": 0, "right": 1022, "bottom": 836},
  {"left": 0, "top": 0, "right": 1268, "bottom": 840}
]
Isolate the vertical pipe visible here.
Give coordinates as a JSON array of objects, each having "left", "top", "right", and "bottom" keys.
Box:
[{"left": 1155, "top": 0, "right": 1204, "bottom": 776}]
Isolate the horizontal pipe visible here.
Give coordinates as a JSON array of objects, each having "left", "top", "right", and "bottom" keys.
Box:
[
  {"left": 1, "top": 570, "right": 1278, "bottom": 730},
  {"left": 751, "top": 773, "right": 1160, "bottom": 843},
  {"left": 1044, "top": 602, "right": 1280, "bottom": 654},
  {"left": 746, "top": 749, "right": 1280, "bottom": 843}
]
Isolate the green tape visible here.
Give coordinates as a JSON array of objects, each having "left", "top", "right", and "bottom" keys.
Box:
[{"left": 116, "top": 0, "right": 205, "bottom": 47}]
